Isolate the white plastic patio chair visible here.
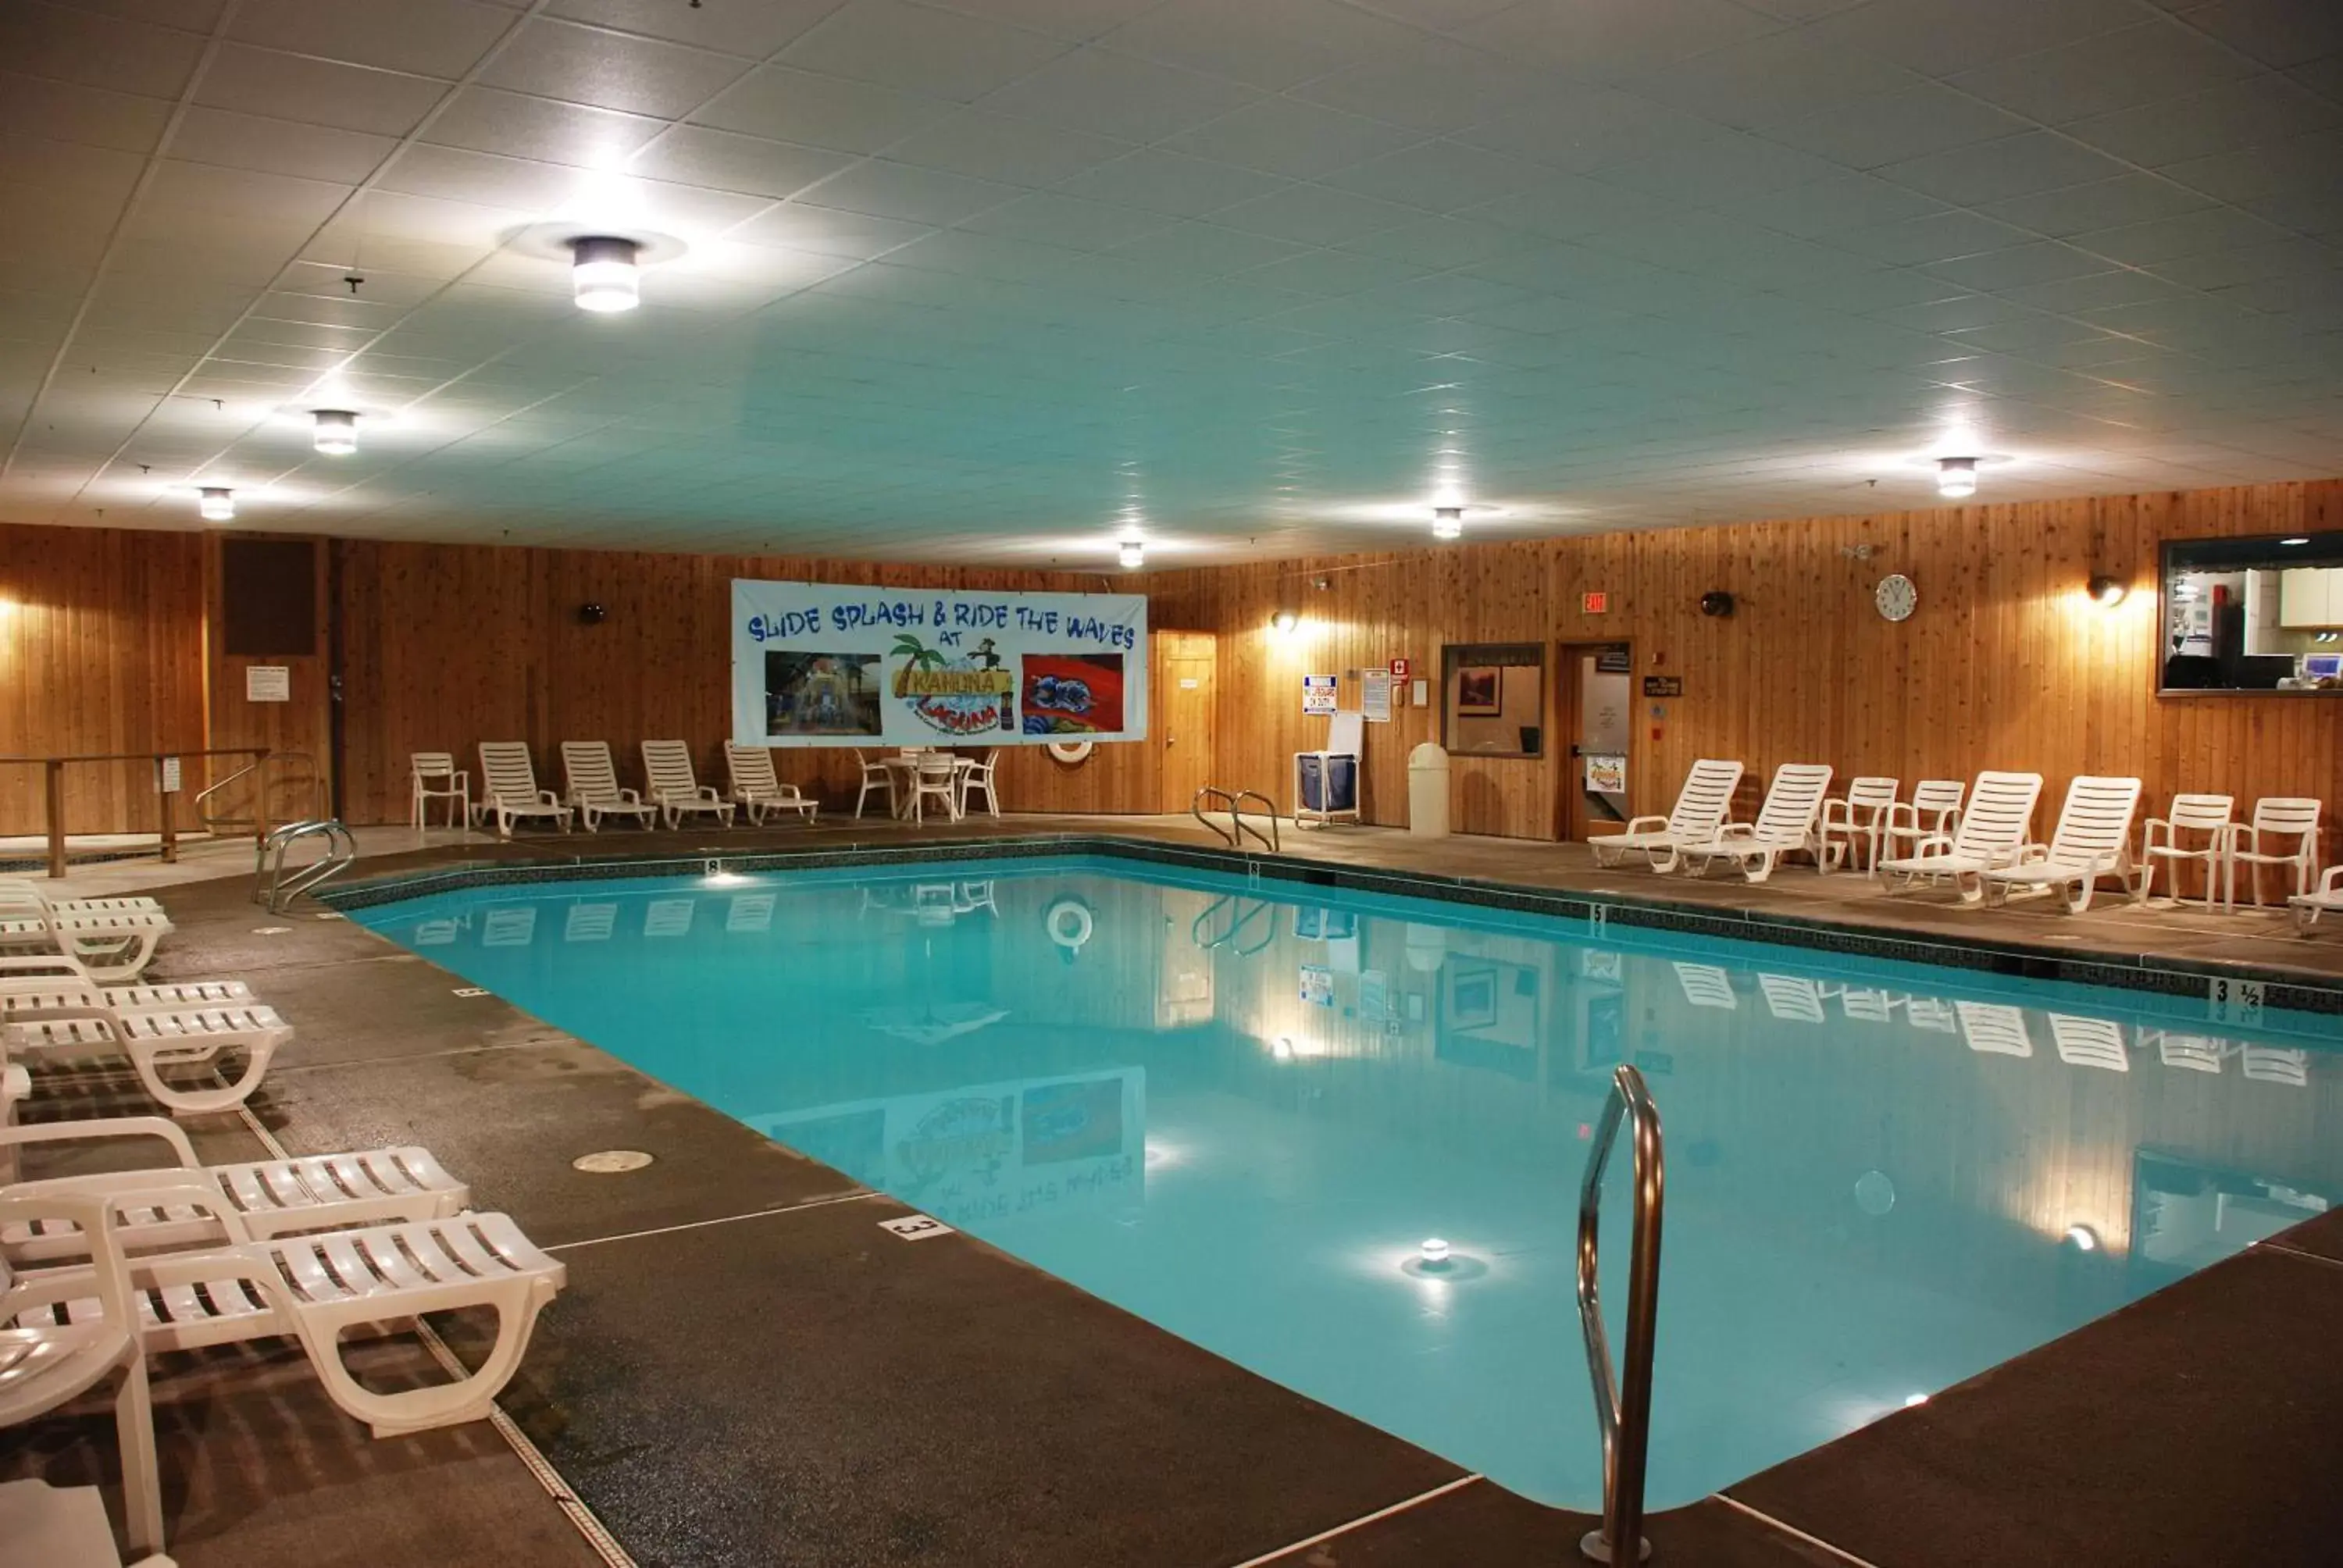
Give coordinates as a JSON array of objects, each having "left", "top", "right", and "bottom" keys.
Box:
[
  {"left": 1817, "top": 777, "right": 1899, "bottom": 874},
  {"left": 476, "top": 743, "right": 572, "bottom": 839},
  {"left": 2049, "top": 1015, "right": 2130, "bottom": 1071},
  {"left": 1590, "top": 759, "right": 1744, "bottom": 872},
  {"left": 640, "top": 740, "right": 736, "bottom": 829},
  {"left": 958, "top": 748, "right": 1002, "bottom": 818},
  {"left": 2134, "top": 793, "right": 2234, "bottom": 909},
  {"left": 2, "top": 971, "right": 287, "bottom": 1116},
  {"left": 1982, "top": 775, "right": 2142, "bottom": 914},
  {"left": 2292, "top": 865, "right": 2343, "bottom": 934},
  {"left": 2, "top": 1110, "right": 466, "bottom": 1263},
  {"left": 853, "top": 752, "right": 896, "bottom": 819},
  {"left": 725, "top": 743, "right": 818, "bottom": 826},
  {"left": 559, "top": 741, "right": 656, "bottom": 832},
  {"left": 408, "top": 752, "right": 469, "bottom": 830},
  {"left": 1681, "top": 763, "right": 1833, "bottom": 882},
  {"left": 5, "top": 1184, "right": 565, "bottom": 1439},
  {"left": 2232, "top": 797, "right": 2322, "bottom": 911},
  {"left": 1877, "top": 779, "right": 1965, "bottom": 864},
  {"left": 1876, "top": 772, "right": 2042, "bottom": 902},
  {"left": 905, "top": 754, "right": 961, "bottom": 824},
  {"left": 0, "top": 1192, "right": 164, "bottom": 1559},
  {"left": 1956, "top": 1001, "right": 2033, "bottom": 1057}
]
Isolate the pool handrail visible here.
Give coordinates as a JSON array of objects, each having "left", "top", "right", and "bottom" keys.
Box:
[
  {"left": 1577, "top": 1063, "right": 1665, "bottom": 1563},
  {"left": 1192, "top": 786, "right": 1280, "bottom": 853}
]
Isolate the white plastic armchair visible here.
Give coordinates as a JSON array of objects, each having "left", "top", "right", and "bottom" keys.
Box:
[
  {"left": 408, "top": 751, "right": 469, "bottom": 830},
  {"left": 476, "top": 743, "right": 572, "bottom": 838},
  {"left": 1982, "top": 775, "right": 2142, "bottom": 914},
  {"left": 725, "top": 743, "right": 817, "bottom": 826},
  {"left": 2133, "top": 793, "right": 2233, "bottom": 910},
  {"left": 0, "top": 1192, "right": 165, "bottom": 1559},
  {"left": 560, "top": 741, "right": 657, "bottom": 832},
  {"left": 641, "top": 740, "right": 736, "bottom": 828},
  {"left": 1878, "top": 779, "right": 1965, "bottom": 864},
  {"left": 853, "top": 752, "right": 897, "bottom": 819},
  {"left": 2231, "top": 796, "right": 2322, "bottom": 911},
  {"left": 2291, "top": 864, "right": 2343, "bottom": 934},
  {"left": 1817, "top": 776, "right": 1899, "bottom": 874}
]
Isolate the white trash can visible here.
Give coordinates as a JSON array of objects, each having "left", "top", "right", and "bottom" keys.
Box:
[{"left": 1407, "top": 742, "right": 1451, "bottom": 839}]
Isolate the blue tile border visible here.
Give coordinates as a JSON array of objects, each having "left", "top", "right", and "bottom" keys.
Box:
[{"left": 319, "top": 832, "right": 2343, "bottom": 1016}]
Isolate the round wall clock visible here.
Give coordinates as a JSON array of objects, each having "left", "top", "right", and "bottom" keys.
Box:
[{"left": 1874, "top": 573, "right": 1918, "bottom": 622}]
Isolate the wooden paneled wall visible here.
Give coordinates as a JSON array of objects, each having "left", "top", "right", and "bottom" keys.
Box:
[
  {"left": 336, "top": 540, "right": 1167, "bottom": 826},
  {"left": 0, "top": 523, "right": 207, "bottom": 836},
  {"left": 1149, "top": 479, "right": 2343, "bottom": 846}
]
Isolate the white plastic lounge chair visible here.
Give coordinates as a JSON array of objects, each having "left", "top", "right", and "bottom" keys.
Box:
[
  {"left": 476, "top": 743, "right": 572, "bottom": 839},
  {"left": 958, "top": 747, "right": 1002, "bottom": 818},
  {"left": 1757, "top": 974, "right": 1826, "bottom": 1023},
  {"left": 853, "top": 752, "right": 897, "bottom": 819},
  {"left": 2, "top": 1113, "right": 466, "bottom": 1263},
  {"left": 2, "top": 976, "right": 287, "bottom": 1117},
  {"left": 905, "top": 754, "right": 961, "bottom": 824},
  {"left": 1956, "top": 1002, "right": 2033, "bottom": 1057},
  {"left": 2241, "top": 1046, "right": 2308, "bottom": 1086},
  {"left": 725, "top": 743, "right": 818, "bottom": 826},
  {"left": 0, "top": 880, "right": 165, "bottom": 918},
  {"left": 0, "top": 1477, "right": 173, "bottom": 1568},
  {"left": 2291, "top": 866, "right": 2343, "bottom": 933},
  {"left": 2133, "top": 793, "right": 2233, "bottom": 909},
  {"left": 2049, "top": 1015, "right": 2130, "bottom": 1071},
  {"left": 640, "top": 740, "right": 736, "bottom": 829},
  {"left": 0, "top": 950, "right": 253, "bottom": 1011},
  {"left": 1591, "top": 759, "right": 1745, "bottom": 872},
  {"left": 1878, "top": 779, "right": 1965, "bottom": 865},
  {"left": 1982, "top": 775, "right": 2141, "bottom": 914},
  {"left": 408, "top": 752, "right": 469, "bottom": 830},
  {"left": 0, "top": 896, "right": 171, "bottom": 985},
  {"left": 5, "top": 1189, "right": 565, "bottom": 1439},
  {"left": 1672, "top": 963, "right": 1738, "bottom": 1010},
  {"left": 1817, "top": 777, "right": 1899, "bottom": 874},
  {"left": 1682, "top": 764, "right": 1833, "bottom": 882},
  {"left": 2234, "top": 797, "right": 2322, "bottom": 912},
  {"left": 1876, "top": 772, "right": 2043, "bottom": 902},
  {"left": 0, "top": 1194, "right": 164, "bottom": 1559},
  {"left": 560, "top": 740, "right": 657, "bottom": 832}
]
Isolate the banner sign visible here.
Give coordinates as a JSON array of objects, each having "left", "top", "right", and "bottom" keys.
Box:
[{"left": 732, "top": 579, "right": 1148, "bottom": 747}]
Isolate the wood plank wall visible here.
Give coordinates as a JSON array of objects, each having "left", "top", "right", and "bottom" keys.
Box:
[
  {"left": 0, "top": 523, "right": 207, "bottom": 836},
  {"left": 1147, "top": 479, "right": 2343, "bottom": 850},
  {"left": 335, "top": 540, "right": 1167, "bottom": 826}
]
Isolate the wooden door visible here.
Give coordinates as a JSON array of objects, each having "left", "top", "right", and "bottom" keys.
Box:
[{"left": 1156, "top": 632, "right": 1216, "bottom": 812}]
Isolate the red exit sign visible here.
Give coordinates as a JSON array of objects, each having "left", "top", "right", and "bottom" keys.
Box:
[{"left": 1582, "top": 591, "right": 1610, "bottom": 614}]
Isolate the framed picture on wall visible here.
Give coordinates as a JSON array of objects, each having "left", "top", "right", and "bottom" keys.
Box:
[{"left": 1455, "top": 666, "right": 1503, "bottom": 715}]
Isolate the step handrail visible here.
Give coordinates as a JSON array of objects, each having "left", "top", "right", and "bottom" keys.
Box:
[
  {"left": 198, "top": 749, "right": 326, "bottom": 839},
  {"left": 1191, "top": 786, "right": 1280, "bottom": 853},
  {"left": 1190, "top": 893, "right": 1275, "bottom": 956},
  {"left": 254, "top": 818, "right": 355, "bottom": 914},
  {"left": 1577, "top": 1063, "right": 1665, "bottom": 1565}
]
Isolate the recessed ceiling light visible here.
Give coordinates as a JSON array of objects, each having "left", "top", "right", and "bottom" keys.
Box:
[
  {"left": 1937, "top": 457, "right": 1978, "bottom": 499},
  {"left": 570, "top": 235, "right": 640, "bottom": 313},
  {"left": 311, "top": 408, "right": 358, "bottom": 455},
  {"left": 1432, "top": 505, "right": 1464, "bottom": 540},
  {"left": 198, "top": 486, "right": 234, "bottom": 522}
]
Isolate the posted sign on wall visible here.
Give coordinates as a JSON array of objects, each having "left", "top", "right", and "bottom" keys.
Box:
[{"left": 731, "top": 579, "right": 1148, "bottom": 747}]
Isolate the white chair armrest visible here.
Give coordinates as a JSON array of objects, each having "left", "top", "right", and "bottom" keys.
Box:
[
  {"left": 0, "top": 1113, "right": 201, "bottom": 1166},
  {"left": 1910, "top": 833, "right": 1953, "bottom": 857},
  {"left": 618, "top": 788, "right": 643, "bottom": 804},
  {"left": 1714, "top": 823, "right": 1755, "bottom": 839},
  {"left": 2010, "top": 843, "right": 2049, "bottom": 865},
  {"left": 2316, "top": 865, "right": 2343, "bottom": 896},
  {"left": 1604, "top": 815, "right": 1667, "bottom": 838},
  {"left": 696, "top": 786, "right": 723, "bottom": 804},
  {"left": 536, "top": 790, "right": 562, "bottom": 808}
]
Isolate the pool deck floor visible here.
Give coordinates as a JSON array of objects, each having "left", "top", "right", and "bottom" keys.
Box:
[{"left": 5, "top": 812, "right": 2343, "bottom": 1566}]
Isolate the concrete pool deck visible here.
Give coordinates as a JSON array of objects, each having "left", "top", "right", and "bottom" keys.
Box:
[{"left": 5, "top": 813, "right": 2341, "bottom": 1566}]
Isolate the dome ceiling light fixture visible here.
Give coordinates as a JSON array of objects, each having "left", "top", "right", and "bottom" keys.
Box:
[
  {"left": 198, "top": 486, "right": 234, "bottom": 522},
  {"left": 570, "top": 235, "right": 642, "bottom": 312},
  {"left": 1432, "top": 505, "right": 1464, "bottom": 540},
  {"left": 1936, "top": 456, "right": 1980, "bottom": 499},
  {"left": 311, "top": 408, "right": 358, "bottom": 455}
]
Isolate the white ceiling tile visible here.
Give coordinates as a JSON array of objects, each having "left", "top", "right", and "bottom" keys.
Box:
[
  {"left": 778, "top": 0, "right": 1071, "bottom": 104},
  {"left": 228, "top": 0, "right": 516, "bottom": 80},
  {"left": 796, "top": 159, "right": 1021, "bottom": 226},
  {"left": 1452, "top": 84, "right": 1719, "bottom": 172},
  {"left": 545, "top": 0, "right": 843, "bottom": 59},
  {"left": 1291, "top": 37, "right": 1537, "bottom": 137},
  {"left": 1592, "top": 132, "right": 1841, "bottom": 202},
  {"left": 1803, "top": 0, "right": 2142, "bottom": 78},
  {"left": 690, "top": 63, "right": 954, "bottom": 152},
  {"left": 1919, "top": 241, "right": 2110, "bottom": 292},
  {"left": 881, "top": 110, "right": 1131, "bottom": 187},
  {"left": 1767, "top": 84, "right": 2038, "bottom": 171},
  {"left": 2175, "top": 0, "right": 2343, "bottom": 69},
  {"left": 1050, "top": 148, "right": 1289, "bottom": 217},
  {"left": 2160, "top": 129, "right": 2343, "bottom": 206},
  {"left": 171, "top": 107, "right": 401, "bottom": 185},
  {"left": 1832, "top": 209, "right": 2041, "bottom": 266},
  {"left": 1631, "top": 26, "right": 1922, "bottom": 130},
  {"left": 1209, "top": 183, "right": 1420, "bottom": 246},
  {"left": 1977, "top": 173, "right": 2218, "bottom": 239},
  {"left": 972, "top": 47, "right": 1262, "bottom": 141},
  {"left": 1161, "top": 98, "right": 1427, "bottom": 181},
  {"left": 0, "top": 2, "right": 205, "bottom": 99},
  {"left": 624, "top": 125, "right": 854, "bottom": 199},
  {"left": 1880, "top": 132, "right": 2134, "bottom": 206},
  {"left": 1106, "top": 222, "right": 1310, "bottom": 277},
  {"left": 1317, "top": 139, "right": 1553, "bottom": 213},
  {"left": 423, "top": 86, "right": 669, "bottom": 165},
  {"left": 479, "top": 18, "right": 752, "bottom": 118},
  {"left": 0, "top": 133, "right": 146, "bottom": 205},
  {"left": 196, "top": 45, "right": 452, "bottom": 137},
  {"left": 377, "top": 143, "right": 585, "bottom": 211},
  {"left": 1948, "top": 19, "right": 2260, "bottom": 124},
  {"left": 957, "top": 193, "right": 1178, "bottom": 251},
  {"left": 2063, "top": 74, "right": 2343, "bottom": 168},
  {"left": 731, "top": 202, "right": 936, "bottom": 259},
  {"left": 1100, "top": 0, "right": 1421, "bottom": 92},
  {"left": 1457, "top": 0, "right": 1788, "bottom": 81},
  {"left": 0, "top": 70, "right": 172, "bottom": 155}
]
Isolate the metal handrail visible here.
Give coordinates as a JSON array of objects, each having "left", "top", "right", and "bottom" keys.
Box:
[
  {"left": 1191, "top": 786, "right": 1281, "bottom": 853},
  {"left": 1190, "top": 894, "right": 1275, "bottom": 957},
  {"left": 1577, "top": 1064, "right": 1665, "bottom": 1565},
  {"left": 0, "top": 747, "right": 268, "bottom": 876},
  {"left": 254, "top": 818, "right": 355, "bottom": 913},
  {"left": 198, "top": 750, "right": 324, "bottom": 839}
]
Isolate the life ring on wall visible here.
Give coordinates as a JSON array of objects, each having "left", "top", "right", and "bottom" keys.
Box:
[
  {"left": 1046, "top": 896, "right": 1094, "bottom": 957},
  {"left": 1047, "top": 740, "right": 1095, "bottom": 765}
]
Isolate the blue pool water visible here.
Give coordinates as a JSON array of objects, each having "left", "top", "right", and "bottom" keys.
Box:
[{"left": 352, "top": 856, "right": 2343, "bottom": 1509}]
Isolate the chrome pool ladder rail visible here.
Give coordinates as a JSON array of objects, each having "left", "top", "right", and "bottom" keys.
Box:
[
  {"left": 254, "top": 818, "right": 356, "bottom": 913},
  {"left": 1191, "top": 893, "right": 1275, "bottom": 957},
  {"left": 1192, "top": 786, "right": 1281, "bottom": 853},
  {"left": 1577, "top": 1063, "right": 1665, "bottom": 1564}
]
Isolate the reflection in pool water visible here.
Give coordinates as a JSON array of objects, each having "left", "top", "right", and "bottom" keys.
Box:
[{"left": 356, "top": 857, "right": 2342, "bottom": 1509}]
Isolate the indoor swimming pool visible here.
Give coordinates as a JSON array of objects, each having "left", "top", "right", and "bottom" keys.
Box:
[{"left": 351, "top": 856, "right": 2343, "bottom": 1510}]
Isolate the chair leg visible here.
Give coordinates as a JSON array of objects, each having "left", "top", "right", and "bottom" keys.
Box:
[{"left": 113, "top": 1352, "right": 165, "bottom": 1556}]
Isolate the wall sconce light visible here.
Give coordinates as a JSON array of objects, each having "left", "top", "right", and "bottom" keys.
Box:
[
  {"left": 1270, "top": 609, "right": 1299, "bottom": 635},
  {"left": 571, "top": 235, "right": 641, "bottom": 312},
  {"left": 2087, "top": 575, "right": 2127, "bottom": 608},
  {"left": 198, "top": 486, "right": 234, "bottom": 522},
  {"left": 1937, "top": 457, "right": 1978, "bottom": 498},
  {"left": 311, "top": 408, "right": 358, "bottom": 455},
  {"left": 1699, "top": 590, "right": 1735, "bottom": 618}
]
